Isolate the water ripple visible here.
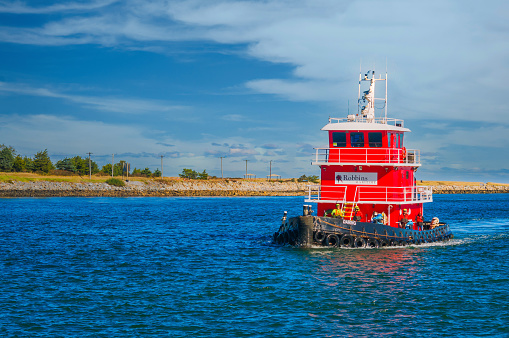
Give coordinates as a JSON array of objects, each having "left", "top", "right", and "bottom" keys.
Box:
[{"left": 0, "top": 195, "right": 508, "bottom": 336}]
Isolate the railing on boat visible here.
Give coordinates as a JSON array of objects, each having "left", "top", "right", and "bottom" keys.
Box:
[
  {"left": 311, "top": 147, "right": 420, "bottom": 166},
  {"left": 327, "top": 116, "right": 405, "bottom": 127},
  {"left": 305, "top": 185, "right": 433, "bottom": 204}
]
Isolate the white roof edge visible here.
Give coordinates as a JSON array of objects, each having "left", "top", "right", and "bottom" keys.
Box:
[{"left": 321, "top": 122, "right": 411, "bottom": 132}]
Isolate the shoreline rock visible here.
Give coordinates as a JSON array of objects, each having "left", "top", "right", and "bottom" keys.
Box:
[{"left": 0, "top": 180, "right": 508, "bottom": 197}]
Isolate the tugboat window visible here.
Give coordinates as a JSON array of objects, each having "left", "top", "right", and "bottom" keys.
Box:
[
  {"left": 332, "top": 132, "right": 347, "bottom": 147},
  {"left": 368, "top": 132, "right": 383, "bottom": 147},
  {"left": 350, "top": 132, "right": 364, "bottom": 147}
]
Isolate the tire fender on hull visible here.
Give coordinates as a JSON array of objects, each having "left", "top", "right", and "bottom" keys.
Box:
[
  {"left": 340, "top": 235, "right": 354, "bottom": 247},
  {"left": 353, "top": 237, "right": 366, "bottom": 248},
  {"left": 366, "top": 238, "right": 380, "bottom": 248},
  {"left": 325, "top": 234, "right": 340, "bottom": 247},
  {"left": 314, "top": 231, "right": 326, "bottom": 244}
]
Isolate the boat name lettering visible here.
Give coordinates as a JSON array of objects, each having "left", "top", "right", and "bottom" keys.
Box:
[
  {"left": 343, "top": 220, "right": 356, "bottom": 226},
  {"left": 335, "top": 172, "right": 378, "bottom": 185}
]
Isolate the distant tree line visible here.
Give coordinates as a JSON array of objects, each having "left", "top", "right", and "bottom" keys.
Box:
[
  {"left": 0, "top": 145, "right": 161, "bottom": 177},
  {"left": 179, "top": 168, "right": 209, "bottom": 180},
  {"left": 297, "top": 174, "right": 320, "bottom": 183}
]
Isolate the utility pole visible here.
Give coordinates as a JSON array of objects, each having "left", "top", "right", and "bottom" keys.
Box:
[
  {"left": 111, "top": 154, "right": 114, "bottom": 177},
  {"left": 87, "top": 152, "right": 92, "bottom": 180},
  {"left": 269, "top": 160, "right": 272, "bottom": 181},
  {"left": 219, "top": 156, "right": 225, "bottom": 179},
  {"left": 160, "top": 155, "right": 164, "bottom": 179},
  {"left": 244, "top": 160, "right": 249, "bottom": 179}
]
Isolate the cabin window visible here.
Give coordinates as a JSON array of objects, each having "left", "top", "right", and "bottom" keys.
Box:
[
  {"left": 368, "top": 132, "right": 383, "bottom": 147},
  {"left": 398, "top": 133, "right": 404, "bottom": 148},
  {"left": 350, "top": 132, "right": 364, "bottom": 147},
  {"left": 332, "top": 132, "right": 347, "bottom": 147},
  {"left": 388, "top": 132, "right": 398, "bottom": 148}
]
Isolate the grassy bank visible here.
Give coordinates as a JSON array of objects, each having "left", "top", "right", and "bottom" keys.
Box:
[
  {"left": 0, "top": 172, "right": 302, "bottom": 184},
  {"left": 2, "top": 172, "right": 509, "bottom": 186}
]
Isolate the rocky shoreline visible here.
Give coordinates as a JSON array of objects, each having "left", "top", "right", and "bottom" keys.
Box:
[
  {"left": 1, "top": 180, "right": 508, "bottom": 197},
  {"left": 0, "top": 180, "right": 309, "bottom": 197}
]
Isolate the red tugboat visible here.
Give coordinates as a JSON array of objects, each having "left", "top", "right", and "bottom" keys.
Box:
[{"left": 274, "top": 70, "right": 453, "bottom": 248}]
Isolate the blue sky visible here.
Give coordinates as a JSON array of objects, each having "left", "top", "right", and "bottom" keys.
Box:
[{"left": 0, "top": 0, "right": 508, "bottom": 182}]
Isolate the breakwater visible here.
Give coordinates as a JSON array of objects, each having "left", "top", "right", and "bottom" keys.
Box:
[
  {"left": 0, "top": 180, "right": 308, "bottom": 197},
  {"left": 1, "top": 180, "right": 508, "bottom": 197}
]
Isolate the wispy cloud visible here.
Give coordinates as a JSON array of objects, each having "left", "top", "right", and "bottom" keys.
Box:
[
  {"left": 0, "top": 82, "right": 186, "bottom": 114},
  {"left": 0, "top": 0, "right": 118, "bottom": 14}
]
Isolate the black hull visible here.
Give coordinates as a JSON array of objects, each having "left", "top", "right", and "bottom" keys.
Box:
[{"left": 273, "top": 216, "right": 453, "bottom": 248}]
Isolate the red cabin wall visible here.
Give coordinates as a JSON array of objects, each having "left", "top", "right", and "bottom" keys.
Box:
[{"left": 317, "top": 129, "right": 421, "bottom": 228}]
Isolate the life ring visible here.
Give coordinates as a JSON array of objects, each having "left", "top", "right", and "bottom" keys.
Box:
[
  {"left": 367, "top": 238, "right": 380, "bottom": 248},
  {"left": 326, "top": 234, "right": 340, "bottom": 247},
  {"left": 353, "top": 237, "right": 366, "bottom": 248},
  {"left": 314, "top": 231, "right": 326, "bottom": 244},
  {"left": 340, "top": 235, "right": 353, "bottom": 247}
]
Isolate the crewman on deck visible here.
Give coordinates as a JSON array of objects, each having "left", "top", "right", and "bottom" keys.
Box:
[
  {"left": 399, "top": 209, "right": 409, "bottom": 228},
  {"left": 352, "top": 206, "right": 363, "bottom": 221},
  {"left": 415, "top": 213, "right": 424, "bottom": 231},
  {"left": 430, "top": 217, "right": 439, "bottom": 229},
  {"left": 372, "top": 212, "right": 383, "bottom": 224},
  {"left": 331, "top": 204, "right": 344, "bottom": 219}
]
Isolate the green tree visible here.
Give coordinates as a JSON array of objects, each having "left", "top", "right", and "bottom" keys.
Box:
[
  {"left": 141, "top": 167, "right": 152, "bottom": 176},
  {"left": 153, "top": 168, "right": 161, "bottom": 177},
  {"left": 56, "top": 158, "right": 77, "bottom": 173},
  {"left": 101, "top": 163, "right": 112, "bottom": 175},
  {"left": 297, "top": 175, "right": 308, "bottom": 182},
  {"left": 297, "top": 174, "right": 319, "bottom": 183},
  {"left": 54, "top": 156, "right": 99, "bottom": 175},
  {"left": 102, "top": 162, "right": 125, "bottom": 176},
  {"left": 179, "top": 168, "right": 198, "bottom": 179},
  {"left": 0, "top": 145, "right": 15, "bottom": 172},
  {"left": 33, "top": 149, "right": 54, "bottom": 173},
  {"left": 198, "top": 170, "right": 209, "bottom": 180},
  {"left": 307, "top": 175, "right": 319, "bottom": 183},
  {"left": 24, "top": 156, "right": 35, "bottom": 172},
  {"left": 13, "top": 155, "right": 26, "bottom": 172}
]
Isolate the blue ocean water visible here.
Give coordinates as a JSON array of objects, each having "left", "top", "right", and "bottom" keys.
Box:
[{"left": 0, "top": 194, "right": 508, "bottom": 337}]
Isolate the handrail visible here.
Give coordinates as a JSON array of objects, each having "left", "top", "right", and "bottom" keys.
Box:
[
  {"left": 328, "top": 116, "right": 404, "bottom": 127},
  {"left": 305, "top": 185, "right": 433, "bottom": 204},
  {"left": 312, "top": 147, "right": 420, "bottom": 166}
]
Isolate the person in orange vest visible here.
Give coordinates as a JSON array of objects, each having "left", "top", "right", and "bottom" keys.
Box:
[
  {"left": 352, "top": 206, "right": 363, "bottom": 221},
  {"left": 399, "top": 209, "right": 409, "bottom": 228},
  {"left": 415, "top": 212, "right": 424, "bottom": 231}
]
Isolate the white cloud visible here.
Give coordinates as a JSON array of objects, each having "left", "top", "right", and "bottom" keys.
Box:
[
  {"left": 1, "top": 0, "right": 505, "bottom": 125},
  {"left": 0, "top": 0, "right": 118, "bottom": 14},
  {"left": 0, "top": 82, "right": 186, "bottom": 114}
]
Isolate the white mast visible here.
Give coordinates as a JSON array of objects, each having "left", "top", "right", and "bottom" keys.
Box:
[{"left": 358, "top": 70, "right": 387, "bottom": 123}]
